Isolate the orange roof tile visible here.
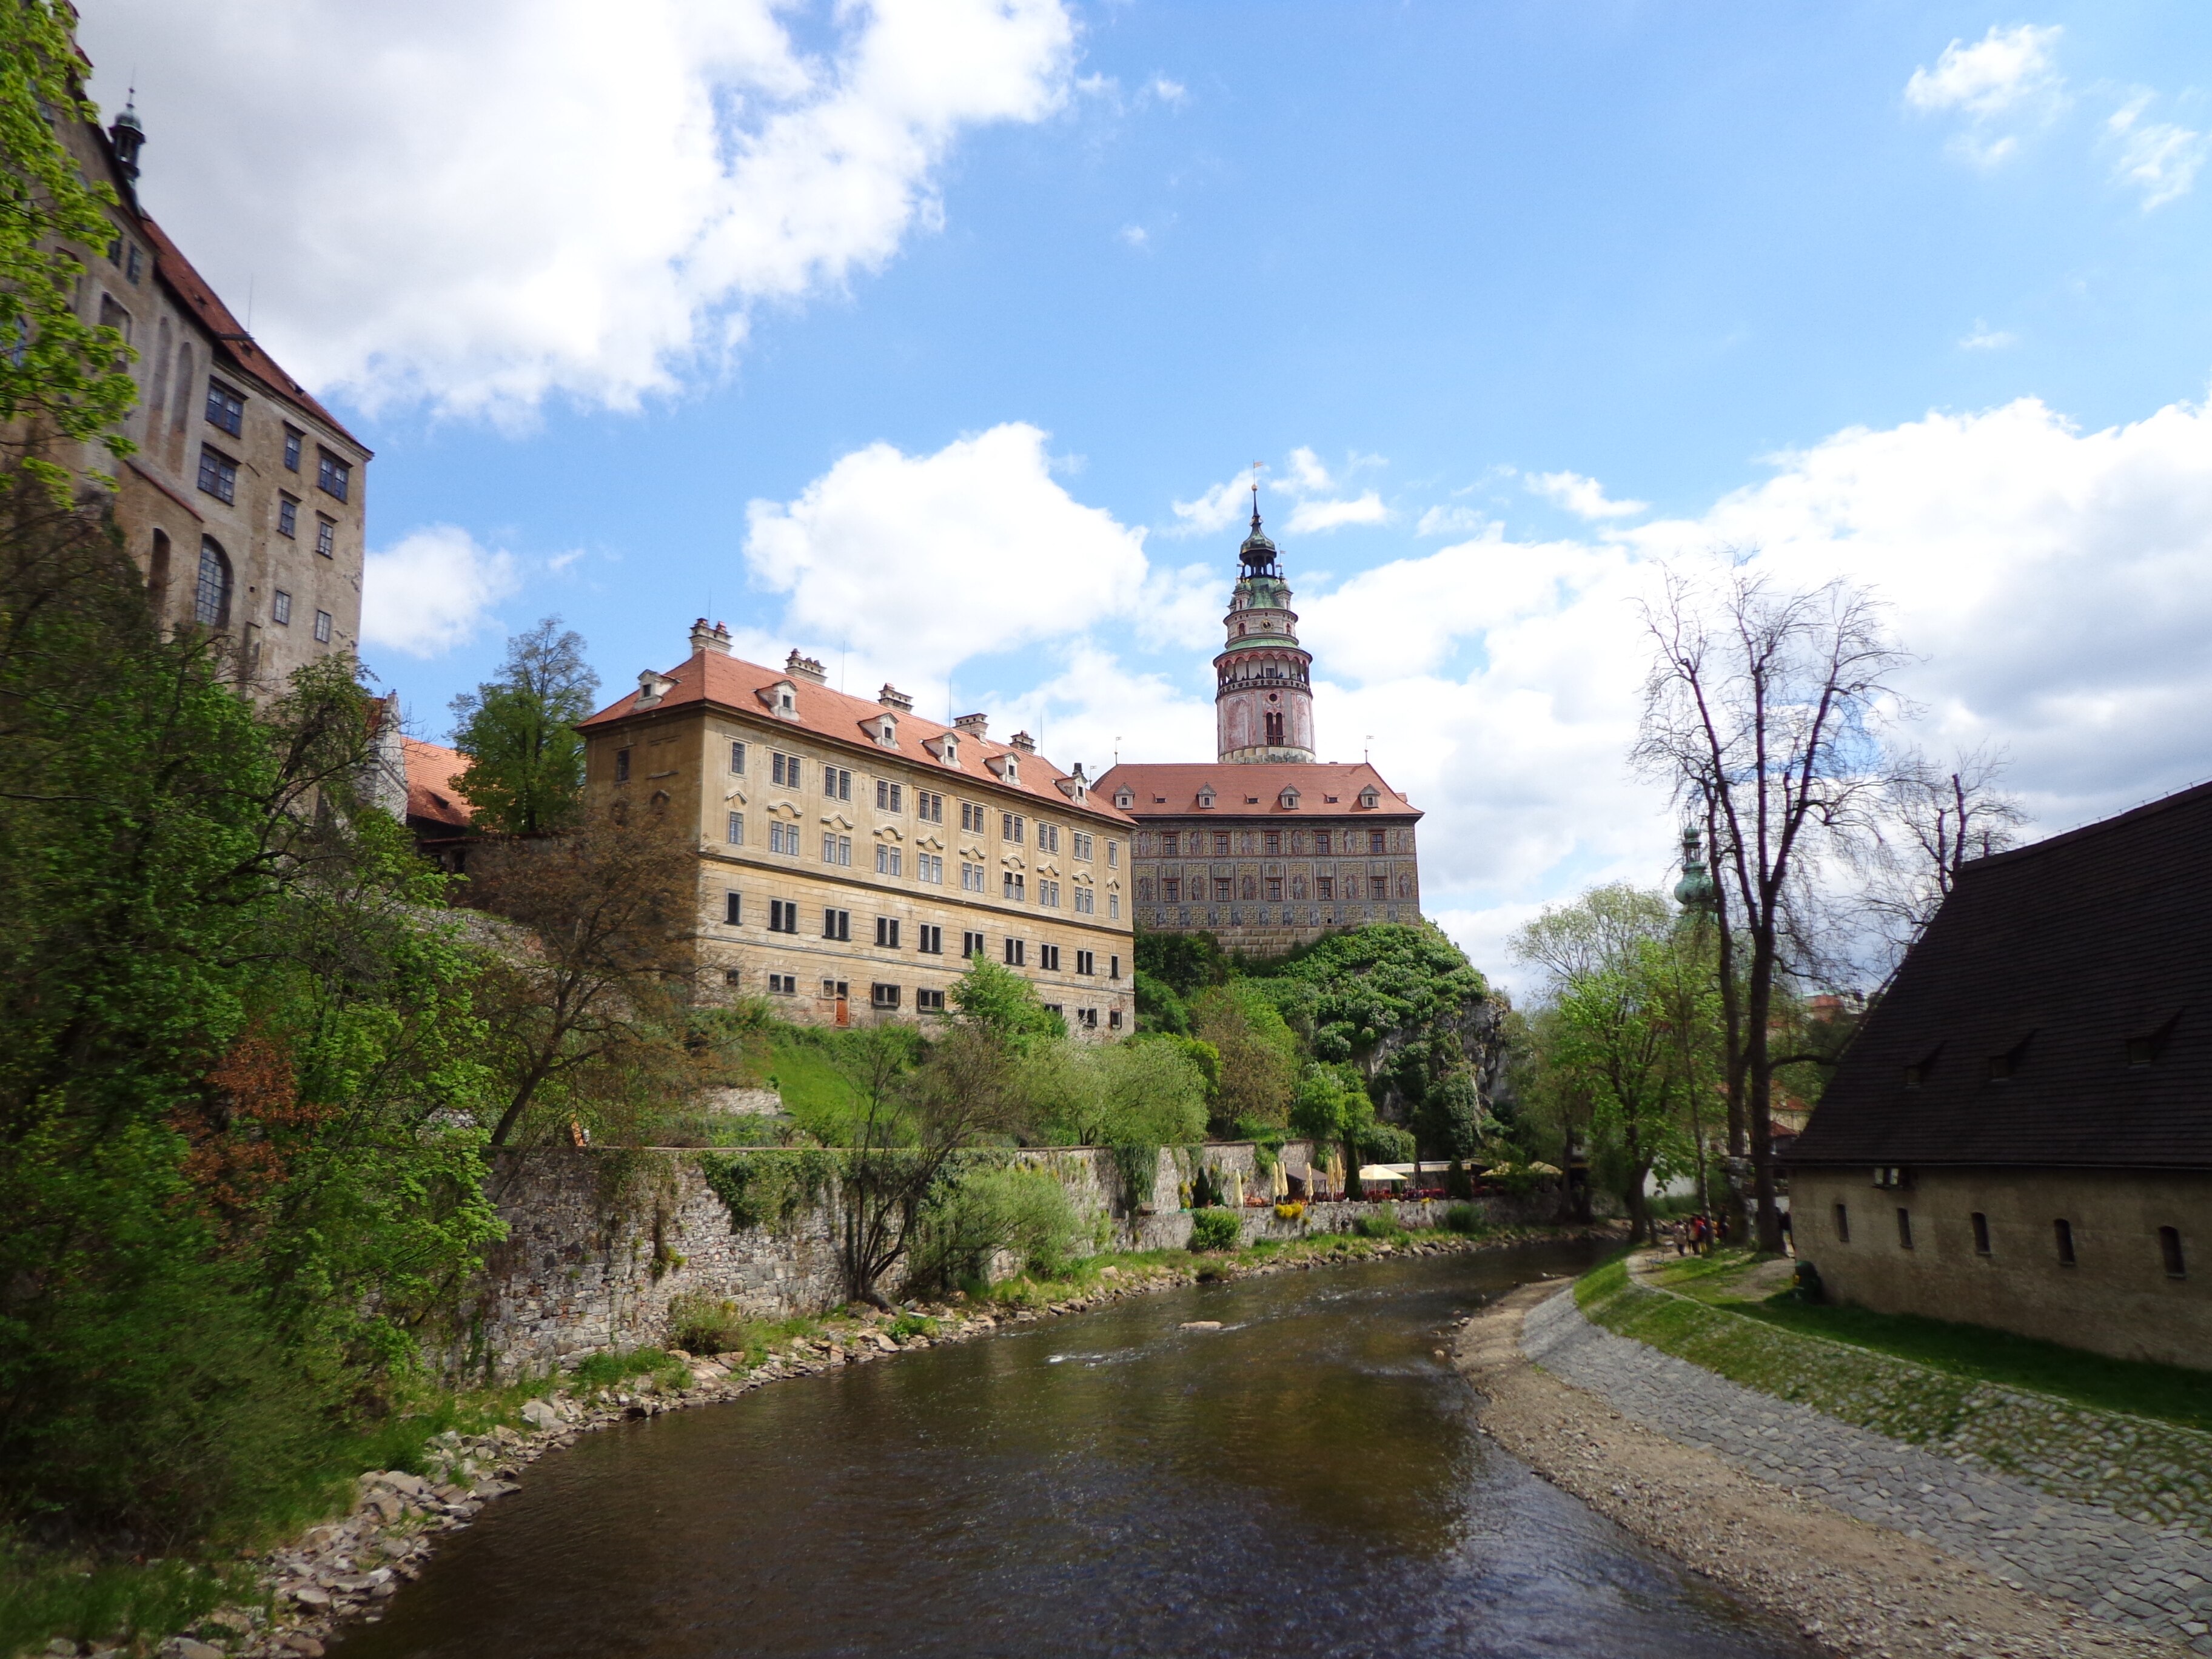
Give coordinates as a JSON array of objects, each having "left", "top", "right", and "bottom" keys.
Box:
[
  {"left": 403, "top": 737, "right": 472, "bottom": 831},
  {"left": 1094, "top": 760, "right": 1419, "bottom": 819},
  {"left": 579, "top": 646, "right": 1134, "bottom": 825}
]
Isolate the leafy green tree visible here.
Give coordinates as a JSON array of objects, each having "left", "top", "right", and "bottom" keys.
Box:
[
  {"left": 1017, "top": 1035, "right": 1208, "bottom": 1147},
  {"left": 449, "top": 617, "right": 599, "bottom": 835},
  {"left": 1189, "top": 981, "right": 1298, "bottom": 1134},
  {"left": 1133, "top": 928, "right": 1228, "bottom": 997},
  {"left": 0, "top": 5, "right": 139, "bottom": 498},
  {"left": 1133, "top": 967, "right": 1190, "bottom": 1034},
  {"left": 950, "top": 953, "right": 1066, "bottom": 1049}
]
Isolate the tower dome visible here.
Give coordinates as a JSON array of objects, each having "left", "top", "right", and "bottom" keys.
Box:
[{"left": 1213, "top": 494, "right": 1313, "bottom": 763}]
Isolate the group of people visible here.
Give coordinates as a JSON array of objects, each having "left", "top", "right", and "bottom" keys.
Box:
[{"left": 1671, "top": 1213, "right": 1724, "bottom": 1255}]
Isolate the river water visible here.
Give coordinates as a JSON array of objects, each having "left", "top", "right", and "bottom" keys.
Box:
[{"left": 334, "top": 1243, "right": 1811, "bottom": 1658}]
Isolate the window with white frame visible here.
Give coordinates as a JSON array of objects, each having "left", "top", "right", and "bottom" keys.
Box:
[
  {"left": 876, "top": 844, "right": 902, "bottom": 877},
  {"left": 825, "top": 766, "right": 852, "bottom": 801},
  {"left": 960, "top": 801, "right": 985, "bottom": 833},
  {"left": 726, "top": 811, "right": 743, "bottom": 844},
  {"left": 961, "top": 862, "right": 985, "bottom": 892},
  {"left": 1002, "top": 812, "right": 1025, "bottom": 842},
  {"left": 1037, "top": 879, "right": 1059, "bottom": 907},
  {"left": 822, "top": 833, "right": 852, "bottom": 866},
  {"left": 770, "top": 822, "right": 800, "bottom": 856},
  {"left": 315, "top": 516, "right": 335, "bottom": 558},
  {"left": 1076, "top": 949, "right": 1095, "bottom": 976},
  {"left": 768, "top": 972, "right": 797, "bottom": 995},
  {"left": 876, "top": 780, "right": 903, "bottom": 811},
  {"left": 1108, "top": 893, "right": 1120, "bottom": 919},
  {"left": 961, "top": 930, "right": 985, "bottom": 959},
  {"left": 1073, "top": 830, "right": 1093, "bottom": 860},
  {"left": 271, "top": 589, "right": 292, "bottom": 626},
  {"left": 918, "top": 852, "right": 943, "bottom": 884},
  {"left": 1074, "top": 885, "right": 1094, "bottom": 914},
  {"left": 1002, "top": 871, "right": 1025, "bottom": 901},
  {"left": 1107, "top": 840, "right": 1119, "bottom": 866},
  {"left": 277, "top": 496, "right": 298, "bottom": 538},
  {"left": 1038, "top": 823, "right": 1060, "bottom": 854},
  {"left": 313, "top": 609, "right": 333, "bottom": 643},
  {"left": 729, "top": 740, "right": 746, "bottom": 774},
  {"left": 1003, "top": 939, "right": 1025, "bottom": 967},
  {"left": 917, "top": 790, "right": 944, "bottom": 823}
]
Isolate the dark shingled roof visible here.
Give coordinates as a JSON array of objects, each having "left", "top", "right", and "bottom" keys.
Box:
[{"left": 1790, "top": 779, "right": 2212, "bottom": 1173}]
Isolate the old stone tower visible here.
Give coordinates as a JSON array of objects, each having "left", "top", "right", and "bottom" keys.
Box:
[{"left": 1214, "top": 496, "right": 1315, "bottom": 763}]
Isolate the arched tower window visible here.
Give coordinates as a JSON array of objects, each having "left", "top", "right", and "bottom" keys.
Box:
[{"left": 194, "top": 536, "right": 232, "bottom": 628}]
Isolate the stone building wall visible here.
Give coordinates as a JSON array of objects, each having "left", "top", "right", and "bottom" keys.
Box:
[
  {"left": 451, "top": 1142, "right": 1551, "bottom": 1379},
  {"left": 1792, "top": 1166, "right": 2211, "bottom": 1371}
]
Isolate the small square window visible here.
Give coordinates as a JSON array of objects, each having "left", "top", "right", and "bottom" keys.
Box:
[
  {"left": 962, "top": 931, "right": 985, "bottom": 960},
  {"left": 277, "top": 497, "right": 298, "bottom": 538},
  {"left": 315, "top": 517, "right": 335, "bottom": 558},
  {"left": 918, "top": 924, "right": 942, "bottom": 954},
  {"left": 871, "top": 983, "right": 901, "bottom": 1011},
  {"left": 196, "top": 445, "right": 238, "bottom": 504},
  {"left": 271, "top": 589, "right": 292, "bottom": 626},
  {"left": 917, "top": 988, "right": 946, "bottom": 1014},
  {"left": 312, "top": 609, "right": 332, "bottom": 643},
  {"left": 317, "top": 449, "right": 351, "bottom": 502},
  {"left": 283, "top": 427, "right": 302, "bottom": 471},
  {"left": 204, "top": 379, "right": 244, "bottom": 437}
]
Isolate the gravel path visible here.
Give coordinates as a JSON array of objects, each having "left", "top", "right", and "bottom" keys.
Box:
[{"left": 1522, "top": 1286, "right": 2212, "bottom": 1654}]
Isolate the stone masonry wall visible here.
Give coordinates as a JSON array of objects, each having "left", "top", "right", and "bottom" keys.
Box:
[{"left": 453, "top": 1143, "right": 1547, "bottom": 1379}]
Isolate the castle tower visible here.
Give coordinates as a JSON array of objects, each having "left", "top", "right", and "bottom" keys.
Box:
[{"left": 1214, "top": 495, "right": 1315, "bottom": 763}]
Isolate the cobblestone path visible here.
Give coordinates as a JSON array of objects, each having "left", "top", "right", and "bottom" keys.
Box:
[{"left": 1522, "top": 1287, "right": 2212, "bottom": 1654}]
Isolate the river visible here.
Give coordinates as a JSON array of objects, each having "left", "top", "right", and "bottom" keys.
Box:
[{"left": 333, "top": 1242, "right": 1812, "bottom": 1658}]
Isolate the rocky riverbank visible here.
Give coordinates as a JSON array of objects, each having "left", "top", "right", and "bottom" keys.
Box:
[
  {"left": 110, "top": 1222, "right": 1618, "bottom": 1659},
  {"left": 1456, "top": 1279, "right": 2194, "bottom": 1659}
]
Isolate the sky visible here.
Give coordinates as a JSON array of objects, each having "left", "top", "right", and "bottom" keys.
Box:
[{"left": 76, "top": 1, "right": 2212, "bottom": 992}]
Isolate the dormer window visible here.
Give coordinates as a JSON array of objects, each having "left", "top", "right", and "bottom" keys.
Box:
[
  {"left": 1280, "top": 788, "right": 1300, "bottom": 809},
  {"left": 876, "top": 714, "right": 897, "bottom": 747},
  {"left": 760, "top": 679, "right": 800, "bottom": 720},
  {"left": 1005, "top": 755, "right": 1019, "bottom": 786},
  {"left": 1114, "top": 787, "right": 1134, "bottom": 809},
  {"left": 1196, "top": 787, "right": 1215, "bottom": 809},
  {"left": 1358, "top": 787, "right": 1380, "bottom": 808},
  {"left": 942, "top": 733, "right": 959, "bottom": 766}
]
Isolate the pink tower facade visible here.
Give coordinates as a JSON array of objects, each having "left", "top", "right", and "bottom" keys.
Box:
[{"left": 1214, "top": 503, "right": 1316, "bottom": 763}]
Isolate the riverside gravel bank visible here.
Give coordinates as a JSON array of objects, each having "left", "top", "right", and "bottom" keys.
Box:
[
  {"left": 1458, "top": 1279, "right": 2196, "bottom": 1659},
  {"left": 109, "top": 1223, "right": 1618, "bottom": 1659}
]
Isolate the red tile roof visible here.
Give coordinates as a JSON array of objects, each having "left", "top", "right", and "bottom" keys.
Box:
[
  {"left": 579, "top": 647, "right": 1134, "bottom": 825},
  {"left": 403, "top": 738, "right": 472, "bottom": 831},
  {"left": 1094, "top": 761, "right": 1419, "bottom": 818}
]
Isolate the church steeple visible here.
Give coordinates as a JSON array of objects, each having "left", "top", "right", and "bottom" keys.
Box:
[{"left": 1214, "top": 498, "right": 1315, "bottom": 763}]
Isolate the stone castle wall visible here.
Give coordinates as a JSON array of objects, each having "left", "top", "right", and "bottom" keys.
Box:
[{"left": 449, "top": 1143, "right": 1549, "bottom": 1379}]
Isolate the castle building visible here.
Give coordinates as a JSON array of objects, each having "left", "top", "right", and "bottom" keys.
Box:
[
  {"left": 578, "top": 625, "right": 1135, "bottom": 1032},
  {"left": 49, "top": 64, "right": 371, "bottom": 691},
  {"left": 1098, "top": 500, "right": 1424, "bottom": 954}
]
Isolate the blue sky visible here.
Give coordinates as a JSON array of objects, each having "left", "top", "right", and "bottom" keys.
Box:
[{"left": 81, "top": 1, "right": 2212, "bottom": 984}]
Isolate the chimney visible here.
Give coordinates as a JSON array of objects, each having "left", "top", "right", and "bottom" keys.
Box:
[
  {"left": 785, "top": 650, "right": 827, "bottom": 685},
  {"left": 953, "top": 712, "right": 990, "bottom": 739},
  {"left": 689, "top": 617, "right": 731, "bottom": 654},
  {"left": 877, "top": 683, "right": 913, "bottom": 712},
  {"left": 1009, "top": 730, "right": 1037, "bottom": 754}
]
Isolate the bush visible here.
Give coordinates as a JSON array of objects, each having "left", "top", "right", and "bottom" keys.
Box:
[
  {"left": 666, "top": 1293, "right": 748, "bottom": 1355},
  {"left": 1443, "top": 1202, "right": 1486, "bottom": 1235},
  {"left": 570, "top": 1347, "right": 691, "bottom": 1393},
  {"left": 909, "top": 1166, "right": 1083, "bottom": 1291},
  {"left": 1273, "top": 1201, "right": 1305, "bottom": 1222},
  {"left": 1187, "top": 1208, "right": 1241, "bottom": 1252},
  {"left": 1353, "top": 1204, "right": 1403, "bottom": 1240}
]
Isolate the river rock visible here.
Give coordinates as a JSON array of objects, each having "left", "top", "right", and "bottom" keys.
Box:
[
  {"left": 171, "top": 1640, "right": 224, "bottom": 1659},
  {"left": 286, "top": 1586, "right": 332, "bottom": 1609},
  {"left": 1180, "top": 1321, "right": 1223, "bottom": 1332},
  {"left": 520, "top": 1398, "right": 560, "bottom": 1430}
]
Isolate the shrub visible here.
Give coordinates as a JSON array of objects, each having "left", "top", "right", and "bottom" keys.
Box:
[
  {"left": 666, "top": 1293, "right": 748, "bottom": 1355},
  {"left": 1187, "top": 1208, "right": 1241, "bottom": 1252},
  {"left": 570, "top": 1347, "right": 691, "bottom": 1393},
  {"left": 909, "top": 1167, "right": 1083, "bottom": 1291},
  {"left": 886, "top": 1314, "right": 938, "bottom": 1341},
  {"left": 1273, "top": 1200, "right": 1305, "bottom": 1222},
  {"left": 1443, "top": 1202, "right": 1485, "bottom": 1235},
  {"left": 1353, "top": 1203, "right": 1403, "bottom": 1240}
]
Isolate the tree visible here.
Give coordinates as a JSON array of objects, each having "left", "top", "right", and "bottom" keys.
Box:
[
  {"left": 465, "top": 811, "right": 701, "bottom": 1148},
  {"left": 1288, "top": 1062, "right": 1377, "bottom": 1197},
  {"left": 950, "top": 952, "right": 1065, "bottom": 1049},
  {"left": 1634, "top": 567, "right": 1903, "bottom": 1252},
  {"left": 0, "top": 5, "right": 139, "bottom": 497},
  {"left": 1863, "top": 743, "right": 2025, "bottom": 971},
  {"left": 449, "top": 617, "right": 599, "bottom": 836},
  {"left": 1188, "top": 982, "right": 1298, "bottom": 1134}
]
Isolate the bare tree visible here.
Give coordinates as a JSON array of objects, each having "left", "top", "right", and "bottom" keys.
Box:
[
  {"left": 1862, "top": 744, "right": 2026, "bottom": 971},
  {"left": 1635, "top": 565, "right": 1905, "bottom": 1252},
  {"left": 465, "top": 812, "right": 702, "bottom": 1148}
]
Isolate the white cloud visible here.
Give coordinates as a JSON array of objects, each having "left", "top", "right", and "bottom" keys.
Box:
[
  {"left": 360, "top": 525, "right": 520, "bottom": 659},
  {"left": 1147, "top": 76, "right": 1188, "bottom": 107},
  {"left": 1282, "top": 446, "right": 1335, "bottom": 493},
  {"left": 1959, "top": 320, "right": 2017, "bottom": 350},
  {"left": 1905, "top": 22, "right": 2065, "bottom": 166},
  {"left": 1118, "top": 224, "right": 1150, "bottom": 248},
  {"left": 742, "top": 423, "right": 1148, "bottom": 683},
  {"left": 2107, "top": 96, "right": 2209, "bottom": 209},
  {"left": 1286, "top": 492, "right": 1388, "bottom": 534},
  {"left": 1526, "top": 469, "right": 1647, "bottom": 520},
  {"left": 1416, "top": 504, "right": 1495, "bottom": 538},
  {"left": 1170, "top": 474, "right": 1252, "bottom": 535},
  {"left": 79, "top": 0, "right": 1074, "bottom": 420}
]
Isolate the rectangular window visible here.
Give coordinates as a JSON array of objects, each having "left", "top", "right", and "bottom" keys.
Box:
[
  {"left": 1369, "top": 830, "right": 1388, "bottom": 854},
  {"left": 768, "top": 972, "right": 797, "bottom": 996},
  {"left": 277, "top": 496, "right": 298, "bottom": 538},
  {"left": 871, "top": 984, "right": 901, "bottom": 1011},
  {"left": 771, "top": 751, "right": 797, "bottom": 787},
  {"left": 1002, "top": 872, "right": 1025, "bottom": 901},
  {"left": 1004, "top": 938, "right": 1026, "bottom": 967},
  {"left": 913, "top": 852, "right": 938, "bottom": 883},
  {"left": 1315, "top": 831, "right": 1332, "bottom": 855},
  {"left": 2161, "top": 1225, "right": 2187, "bottom": 1278},
  {"left": 826, "top": 766, "right": 852, "bottom": 801},
  {"left": 1264, "top": 831, "right": 1281, "bottom": 854},
  {"left": 2054, "top": 1218, "right": 2076, "bottom": 1266},
  {"left": 1107, "top": 840, "right": 1118, "bottom": 868},
  {"left": 729, "top": 740, "right": 746, "bottom": 774},
  {"left": 205, "top": 379, "right": 244, "bottom": 436},
  {"left": 876, "top": 917, "right": 900, "bottom": 948},
  {"left": 725, "top": 892, "right": 743, "bottom": 926},
  {"left": 1971, "top": 1212, "right": 1991, "bottom": 1255},
  {"left": 1073, "top": 830, "right": 1093, "bottom": 860},
  {"left": 1074, "top": 885, "right": 1094, "bottom": 914},
  {"left": 917, "top": 988, "right": 946, "bottom": 1014},
  {"left": 1039, "top": 823, "right": 1059, "bottom": 853},
  {"left": 962, "top": 931, "right": 985, "bottom": 960},
  {"left": 876, "top": 780, "right": 903, "bottom": 811},
  {"left": 876, "top": 845, "right": 902, "bottom": 877},
  {"left": 283, "top": 427, "right": 302, "bottom": 472},
  {"left": 1079, "top": 1008, "right": 1099, "bottom": 1030},
  {"left": 918, "top": 924, "right": 943, "bottom": 955},
  {"left": 1162, "top": 878, "right": 1180, "bottom": 902},
  {"left": 1266, "top": 877, "right": 1282, "bottom": 902},
  {"left": 1108, "top": 1008, "right": 1123, "bottom": 1030},
  {"left": 315, "top": 517, "right": 335, "bottom": 558},
  {"left": 1039, "top": 879, "right": 1059, "bottom": 907},
  {"left": 271, "top": 589, "right": 292, "bottom": 626},
  {"left": 1076, "top": 950, "right": 1095, "bottom": 976},
  {"left": 1161, "top": 831, "right": 1179, "bottom": 856},
  {"left": 196, "top": 444, "right": 238, "bottom": 504},
  {"left": 961, "top": 861, "right": 984, "bottom": 893},
  {"left": 615, "top": 748, "right": 631, "bottom": 783},
  {"left": 317, "top": 449, "right": 351, "bottom": 502},
  {"left": 1109, "top": 955, "right": 1119, "bottom": 979},
  {"left": 1002, "top": 812, "right": 1024, "bottom": 843},
  {"left": 1833, "top": 1203, "right": 1850, "bottom": 1243},
  {"left": 1213, "top": 832, "right": 1230, "bottom": 856},
  {"left": 822, "top": 978, "right": 848, "bottom": 1001},
  {"left": 1369, "top": 876, "right": 1388, "bottom": 900},
  {"left": 1039, "top": 943, "right": 1061, "bottom": 971},
  {"left": 823, "top": 908, "right": 851, "bottom": 941},
  {"left": 1108, "top": 893, "right": 1119, "bottom": 919},
  {"left": 1316, "top": 876, "right": 1333, "bottom": 900},
  {"left": 127, "top": 244, "right": 142, "bottom": 283},
  {"left": 726, "top": 811, "right": 743, "bottom": 845},
  {"left": 313, "top": 609, "right": 333, "bottom": 644},
  {"left": 1213, "top": 878, "right": 1232, "bottom": 902},
  {"left": 917, "top": 790, "right": 944, "bottom": 823},
  {"left": 962, "top": 801, "right": 985, "bottom": 833},
  {"left": 770, "top": 822, "right": 799, "bottom": 856},
  {"left": 769, "top": 899, "right": 799, "bottom": 934},
  {"left": 1895, "top": 1208, "right": 1914, "bottom": 1250},
  {"left": 822, "top": 834, "right": 852, "bottom": 866}
]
